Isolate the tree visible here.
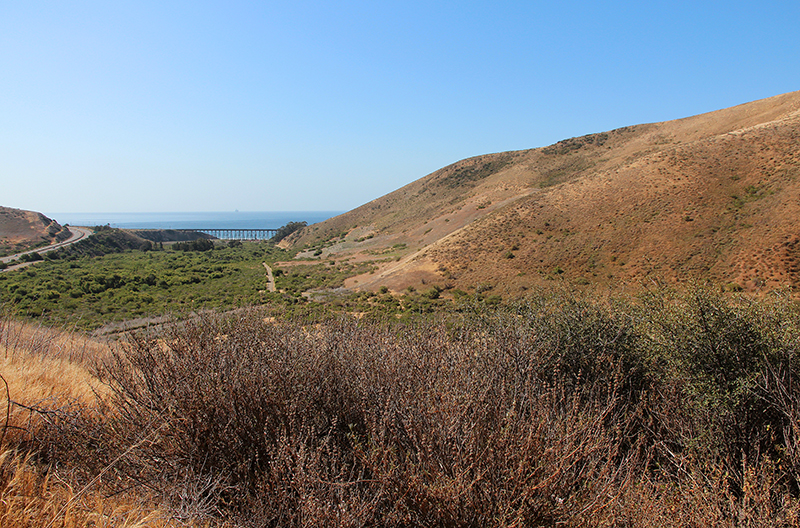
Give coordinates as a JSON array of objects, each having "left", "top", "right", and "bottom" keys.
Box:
[
  {"left": 272, "top": 221, "right": 308, "bottom": 243},
  {"left": 174, "top": 238, "right": 214, "bottom": 252}
]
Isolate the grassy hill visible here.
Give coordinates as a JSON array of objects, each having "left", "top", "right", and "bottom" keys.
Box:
[
  {"left": 289, "top": 91, "right": 800, "bottom": 296},
  {"left": 0, "top": 206, "right": 71, "bottom": 256}
]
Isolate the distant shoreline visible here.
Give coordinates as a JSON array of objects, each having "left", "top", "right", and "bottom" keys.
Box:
[{"left": 46, "top": 211, "right": 342, "bottom": 230}]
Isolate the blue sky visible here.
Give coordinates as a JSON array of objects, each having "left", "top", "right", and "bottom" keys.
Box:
[{"left": 2, "top": 1, "right": 799, "bottom": 213}]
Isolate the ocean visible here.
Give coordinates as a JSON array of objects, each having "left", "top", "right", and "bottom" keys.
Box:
[{"left": 46, "top": 211, "right": 343, "bottom": 230}]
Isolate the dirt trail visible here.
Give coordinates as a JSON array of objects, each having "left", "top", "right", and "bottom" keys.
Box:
[{"left": 263, "top": 263, "right": 276, "bottom": 292}]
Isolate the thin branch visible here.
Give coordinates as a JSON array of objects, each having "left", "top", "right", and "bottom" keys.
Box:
[
  {"left": 45, "top": 416, "right": 169, "bottom": 528},
  {"left": 0, "top": 374, "right": 10, "bottom": 446}
]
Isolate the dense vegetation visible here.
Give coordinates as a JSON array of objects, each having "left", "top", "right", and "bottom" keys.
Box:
[
  {"left": 0, "top": 235, "right": 291, "bottom": 329},
  {"left": 4, "top": 288, "right": 800, "bottom": 526},
  {"left": 0, "top": 232, "right": 457, "bottom": 330},
  {"left": 52, "top": 225, "right": 153, "bottom": 257}
]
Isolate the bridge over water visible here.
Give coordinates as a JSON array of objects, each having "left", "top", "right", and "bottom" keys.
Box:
[{"left": 177, "top": 228, "right": 279, "bottom": 240}]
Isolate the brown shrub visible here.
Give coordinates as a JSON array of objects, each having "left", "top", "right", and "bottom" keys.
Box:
[{"left": 6, "top": 288, "right": 800, "bottom": 526}]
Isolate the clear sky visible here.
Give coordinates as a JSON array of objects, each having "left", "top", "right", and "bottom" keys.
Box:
[{"left": 3, "top": 1, "right": 799, "bottom": 213}]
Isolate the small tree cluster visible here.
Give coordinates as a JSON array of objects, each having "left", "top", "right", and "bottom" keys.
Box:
[
  {"left": 271, "top": 221, "right": 307, "bottom": 243},
  {"left": 173, "top": 238, "right": 215, "bottom": 251}
]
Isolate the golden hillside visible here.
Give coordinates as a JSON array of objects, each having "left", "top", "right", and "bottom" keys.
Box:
[
  {"left": 0, "top": 206, "right": 71, "bottom": 255},
  {"left": 290, "top": 91, "right": 800, "bottom": 295}
]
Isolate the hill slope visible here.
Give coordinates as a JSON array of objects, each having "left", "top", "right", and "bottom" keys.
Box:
[
  {"left": 292, "top": 91, "right": 800, "bottom": 295},
  {"left": 0, "top": 206, "right": 71, "bottom": 256}
]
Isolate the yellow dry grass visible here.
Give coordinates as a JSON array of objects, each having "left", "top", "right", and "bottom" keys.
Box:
[
  {"left": 0, "top": 449, "right": 175, "bottom": 528},
  {"left": 0, "top": 318, "right": 191, "bottom": 528},
  {"left": 290, "top": 90, "right": 800, "bottom": 296},
  {"left": 0, "top": 320, "right": 109, "bottom": 443},
  {"left": 0, "top": 318, "right": 109, "bottom": 365}
]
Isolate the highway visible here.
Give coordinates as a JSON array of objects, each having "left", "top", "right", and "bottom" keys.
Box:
[{"left": 0, "top": 226, "right": 93, "bottom": 270}]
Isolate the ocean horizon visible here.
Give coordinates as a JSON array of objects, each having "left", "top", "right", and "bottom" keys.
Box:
[{"left": 46, "top": 211, "right": 343, "bottom": 230}]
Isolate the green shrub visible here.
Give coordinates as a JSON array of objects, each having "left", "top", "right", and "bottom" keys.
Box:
[
  {"left": 423, "top": 286, "right": 441, "bottom": 299},
  {"left": 174, "top": 238, "right": 214, "bottom": 252}
]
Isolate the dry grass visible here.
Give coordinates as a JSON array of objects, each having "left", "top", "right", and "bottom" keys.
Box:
[
  {"left": 0, "top": 449, "right": 175, "bottom": 528},
  {"left": 286, "top": 91, "right": 800, "bottom": 296},
  {"left": 0, "top": 318, "right": 108, "bottom": 445},
  {"left": 0, "top": 317, "right": 191, "bottom": 527}
]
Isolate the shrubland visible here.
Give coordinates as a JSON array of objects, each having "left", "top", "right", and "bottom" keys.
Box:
[
  {"left": 2, "top": 287, "right": 800, "bottom": 526},
  {"left": 0, "top": 235, "right": 463, "bottom": 331},
  {"left": 0, "top": 236, "right": 293, "bottom": 330}
]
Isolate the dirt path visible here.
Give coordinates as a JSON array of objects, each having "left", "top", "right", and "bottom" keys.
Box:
[{"left": 263, "top": 263, "right": 276, "bottom": 292}]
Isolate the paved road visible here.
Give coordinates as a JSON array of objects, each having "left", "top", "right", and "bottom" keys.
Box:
[{"left": 1, "top": 226, "right": 93, "bottom": 270}]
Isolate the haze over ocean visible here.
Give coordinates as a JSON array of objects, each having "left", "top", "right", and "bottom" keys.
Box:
[{"left": 47, "top": 211, "right": 342, "bottom": 230}]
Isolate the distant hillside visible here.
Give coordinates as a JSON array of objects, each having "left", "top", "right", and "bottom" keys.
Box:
[
  {"left": 0, "top": 206, "right": 71, "bottom": 256},
  {"left": 49, "top": 226, "right": 151, "bottom": 258},
  {"left": 289, "top": 90, "right": 800, "bottom": 296},
  {"left": 132, "top": 229, "right": 215, "bottom": 243}
]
